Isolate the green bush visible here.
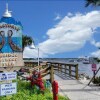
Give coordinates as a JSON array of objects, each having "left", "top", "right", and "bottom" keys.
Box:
[
  {"left": 0, "top": 80, "right": 68, "bottom": 100},
  {"left": 92, "top": 76, "right": 100, "bottom": 85}
]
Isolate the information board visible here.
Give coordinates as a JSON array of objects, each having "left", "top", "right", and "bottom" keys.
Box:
[
  {"left": 92, "top": 64, "right": 97, "bottom": 71},
  {"left": 0, "top": 23, "right": 24, "bottom": 67},
  {"left": 0, "top": 72, "right": 16, "bottom": 81},
  {"left": 0, "top": 82, "right": 17, "bottom": 96}
]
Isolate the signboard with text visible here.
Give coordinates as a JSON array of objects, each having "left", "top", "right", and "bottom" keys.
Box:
[
  {"left": 0, "top": 21, "right": 24, "bottom": 67},
  {"left": 0, "top": 82, "right": 17, "bottom": 96},
  {"left": 92, "top": 64, "right": 97, "bottom": 71},
  {"left": 0, "top": 72, "right": 16, "bottom": 81}
]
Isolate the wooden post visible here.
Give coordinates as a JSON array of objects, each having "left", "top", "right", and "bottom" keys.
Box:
[
  {"left": 50, "top": 65, "right": 54, "bottom": 83},
  {"left": 75, "top": 64, "right": 78, "bottom": 80},
  {"left": 59, "top": 64, "right": 61, "bottom": 73},
  {"left": 60, "top": 64, "right": 62, "bottom": 74},
  {"left": 69, "top": 65, "right": 71, "bottom": 77},
  {"left": 65, "top": 65, "right": 67, "bottom": 76},
  {"left": 58, "top": 64, "right": 60, "bottom": 72},
  {"left": 93, "top": 71, "right": 96, "bottom": 81}
]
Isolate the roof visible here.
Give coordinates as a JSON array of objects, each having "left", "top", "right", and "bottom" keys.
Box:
[{"left": 0, "top": 17, "right": 23, "bottom": 28}]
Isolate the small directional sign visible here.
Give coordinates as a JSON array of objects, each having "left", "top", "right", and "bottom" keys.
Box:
[
  {"left": 0, "top": 82, "right": 17, "bottom": 96},
  {"left": 92, "top": 64, "right": 97, "bottom": 71},
  {"left": 0, "top": 72, "right": 17, "bottom": 81}
]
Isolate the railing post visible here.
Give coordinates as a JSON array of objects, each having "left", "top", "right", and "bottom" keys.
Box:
[
  {"left": 65, "top": 65, "right": 67, "bottom": 76},
  {"left": 69, "top": 65, "right": 71, "bottom": 77},
  {"left": 58, "top": 64, "right": 60, "bottom": 72},
  {"left": 50, "top": 64, "right": 54, "bottom": 83},
  {"left": 75, "top": 64, "right": 78, "bottom": 80},
  {"left": 58, "top": 64, "right": 62, "bottom": 73},
  {"left": 60, "top": 64, "right": 62, "bottom": 74}
]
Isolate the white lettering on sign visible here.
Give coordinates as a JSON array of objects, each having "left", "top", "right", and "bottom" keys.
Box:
[
  {"left": 0, "top": 72, "right": 17, "bottom": 81},
  {"left": 0, "top": 82, "right": 17, "bottom": 96}
]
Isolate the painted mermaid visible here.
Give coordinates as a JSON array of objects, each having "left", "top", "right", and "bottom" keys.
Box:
[
  {"left": 0, "top": 31, "right": 5, "bottom": 53},
  {"left": 8, "top": 30, "right": 22, "bottom": 52}
]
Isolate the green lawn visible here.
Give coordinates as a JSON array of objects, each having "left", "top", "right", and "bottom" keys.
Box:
[{"left": 0, "top": 80, "right": 69, "bottom": 100}]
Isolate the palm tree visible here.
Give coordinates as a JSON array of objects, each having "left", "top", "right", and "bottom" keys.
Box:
[
  {"left": 85, "top": 0, "right": 100, "bottom": 7},
  {"left": 22, "top": 35, "right": 33, "bottom": 51}
]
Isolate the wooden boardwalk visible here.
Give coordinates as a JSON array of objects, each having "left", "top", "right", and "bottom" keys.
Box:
[{"left": 26, "top": 61, "right": 100, "bottom": 100}]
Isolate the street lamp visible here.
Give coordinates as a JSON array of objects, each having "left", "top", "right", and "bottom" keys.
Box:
[
  {"left": 30, "top": 43, "right": 40, "bottom": 67},
  {"left": 37, "top": 47, "right": 39, "bottom": 66}
]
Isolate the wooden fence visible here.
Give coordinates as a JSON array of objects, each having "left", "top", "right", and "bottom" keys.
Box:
[{"left": 28, "top": 62, "right": 79, "bottom": 83}]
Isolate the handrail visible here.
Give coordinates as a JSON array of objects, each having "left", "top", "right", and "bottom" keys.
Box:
[{"left": 25, "top": 61, "right": 79, "bottom": 83}]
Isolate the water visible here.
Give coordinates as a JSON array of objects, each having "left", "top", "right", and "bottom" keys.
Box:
[
  {"left": 40, "top": 58, "right": 100, "bottom": 77},
  {"left": 79, "top": 63, "right": 100, "bottom": 77}
]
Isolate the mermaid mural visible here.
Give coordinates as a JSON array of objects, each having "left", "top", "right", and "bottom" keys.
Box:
[
  {"left": 0, "top": 31, "right": 5, "bottom": 53},
  {"left": 0, "top": 30, "right": 22, "bottom": 53},
  {"left": 8, "top": 30, "right": 22, "bottom": 52}
]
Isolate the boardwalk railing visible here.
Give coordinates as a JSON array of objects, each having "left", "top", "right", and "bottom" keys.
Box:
[
  {"left": 46, "top": 62, "right": 79, "bottom": 81},
  {"left": 27, "top": 61, "right": 79, "bottom": 83}
]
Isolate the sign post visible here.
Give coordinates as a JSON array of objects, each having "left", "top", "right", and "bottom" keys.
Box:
[{"left": 92, "top": 63, "right": 97, "bottom": 81}]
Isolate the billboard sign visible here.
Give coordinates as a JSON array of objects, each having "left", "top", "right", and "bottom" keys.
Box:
[
  {"left": 0, "top": 82, "right": 17, "bottom": 96},
  {"left": 0, "top": 72, "right": 16, "bottom": 81},
  {"left": 0, "top": 24, "right": 22, "bottom": 53},
  {"left": 0, "top": 21, "right": 24, "bottom": 67}
]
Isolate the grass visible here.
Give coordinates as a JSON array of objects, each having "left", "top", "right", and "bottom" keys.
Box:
[{"left": 0, "top": 80, "right": 69, "bottom": 100}]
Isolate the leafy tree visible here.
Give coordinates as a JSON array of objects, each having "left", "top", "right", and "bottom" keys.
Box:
[
  {"left": 22, "top": 35, "right": 33, "bottom": 51},
  {"left": 85, "top": 0, "right": 100, "bottom": 7}
]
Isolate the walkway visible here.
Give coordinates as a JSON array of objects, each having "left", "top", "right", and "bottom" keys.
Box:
[{"left": 54, "top": 72, "right": 100, "bottom": 100}]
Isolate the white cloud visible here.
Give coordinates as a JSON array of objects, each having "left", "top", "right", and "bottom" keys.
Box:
[
  {"left": 23, "top": 46, "right": 47, "bottom": 58},
  {"left": 91, "top": 39, "right": 100, "bottom": 48},
  {"left": 24, "top": 11, "right": 100, "bottom": 58},
  {"left": 54, "top": 14, "right": 61, "bottom": 21},
  {"left": 67, "top": 12, "right": 73, "bottom": 17},
  {"left": 91, "top": 50, "right": 100, "bottom": 58}
]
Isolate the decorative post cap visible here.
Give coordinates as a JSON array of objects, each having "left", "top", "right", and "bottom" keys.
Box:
[{"left": 3, "top": 3, "right": 12, "bottom": 17}]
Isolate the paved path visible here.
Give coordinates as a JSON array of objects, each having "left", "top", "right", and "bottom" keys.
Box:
[{"left": 54, "top": 72, "right": 100, "bottom": 100}]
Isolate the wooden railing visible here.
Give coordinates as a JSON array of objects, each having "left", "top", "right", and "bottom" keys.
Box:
[
  {"left": 47, "top": 62, "right": 78, "bottom": 81},
  {"left": 27, "top": 62, "right": 79, "bottom": 83}
]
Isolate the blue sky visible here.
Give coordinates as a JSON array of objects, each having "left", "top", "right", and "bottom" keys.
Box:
[{"left": 0, "top": 0, "right": 100, "bottom": 58}]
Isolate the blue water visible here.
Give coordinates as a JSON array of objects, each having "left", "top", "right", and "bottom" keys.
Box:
[{"left": 39, "top": 58, "right": 100, "bottom": 77}]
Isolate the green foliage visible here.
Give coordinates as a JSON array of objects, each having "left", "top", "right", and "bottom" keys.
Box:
[
  {"left": 0, "top": 80, "right": 68, "bottom": 100},
  {"left": 22, "top": 35, "right": 33, "bottom": 51},
  {"left": 85, "top": 0, "right": 100, "bottom": 7},
  {"left": 94, "top": 58, "right": 100, "bottom": 63},
  {"left": 93, "top": 76, "right": 100, "bottom": 85}
]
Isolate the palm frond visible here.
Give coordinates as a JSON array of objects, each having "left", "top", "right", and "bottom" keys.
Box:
[{"left": 85, "top": 0, "right": 100, "bottom": 7}]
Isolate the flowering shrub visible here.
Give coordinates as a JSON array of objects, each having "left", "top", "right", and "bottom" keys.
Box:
[{"left": 0, "top": 80, "right": 68, "bottom": 100}]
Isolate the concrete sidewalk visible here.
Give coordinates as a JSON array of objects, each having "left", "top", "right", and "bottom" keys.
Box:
[
  {"left": 54, "top": 73, "right": 100, "bottom": 100},
  {"left": 44, "top": 72, "right": 100, "bottom": 100}
]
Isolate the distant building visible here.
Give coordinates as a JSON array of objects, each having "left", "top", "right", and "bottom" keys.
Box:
[{"left": 89, "top": 57, "right": 98, "bottom": 64}]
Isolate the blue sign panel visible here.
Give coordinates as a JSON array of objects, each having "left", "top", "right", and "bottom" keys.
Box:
[{"left": 0, "top": 72, "right": 17, "bottom": 81}]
